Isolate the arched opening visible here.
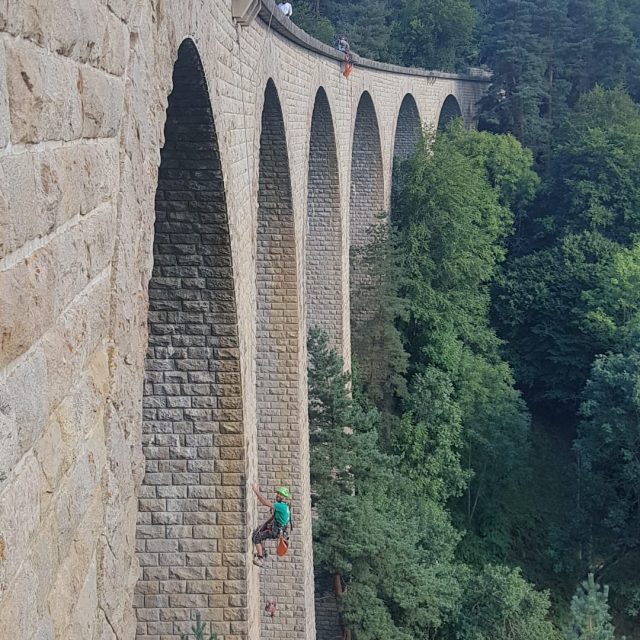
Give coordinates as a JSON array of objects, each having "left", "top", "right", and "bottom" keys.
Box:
[
  {"left": 349, "top": 91, "right": 384, "bottom": 354},
  {"left": 136, "top": 40, "right": 246, "bottom": 640},
  {"left": 306, "top": 88, "right": 343, "bottom": 352},
  {"left": 437, "top": 94, "right": 463, "bottom": 130},
  {"left": 256, "top": 80, "right": 314, "bottom": 639},
  {"left": 393, "top": 94, "right": 422, "bottom": 159}
]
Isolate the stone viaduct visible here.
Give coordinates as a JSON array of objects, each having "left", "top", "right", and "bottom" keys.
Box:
[{"left": 0, "top": 1, "right": 489, "bottom": 639}]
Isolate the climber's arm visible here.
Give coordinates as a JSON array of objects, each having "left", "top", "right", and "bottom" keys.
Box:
[{"left": 252, "top": 483, "right": 273, "bottom": 509}]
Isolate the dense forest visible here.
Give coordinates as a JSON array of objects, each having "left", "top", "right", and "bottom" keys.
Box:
[{"left": 300, "top": 0, "right": 640, "bottom": 638}]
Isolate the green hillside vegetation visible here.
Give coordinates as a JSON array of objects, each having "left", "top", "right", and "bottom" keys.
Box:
[{"left": 303, "top": 0, "right": 640, "bottom": 637}]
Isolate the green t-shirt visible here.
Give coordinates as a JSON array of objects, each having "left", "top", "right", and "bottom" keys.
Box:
[{"left": 273, "top": 501, "right": 290, "bottom": 527}]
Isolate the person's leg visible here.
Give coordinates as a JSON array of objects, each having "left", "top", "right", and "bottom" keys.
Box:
[{"left": 252, "top": 521, "right": 274, "bottom": 565}]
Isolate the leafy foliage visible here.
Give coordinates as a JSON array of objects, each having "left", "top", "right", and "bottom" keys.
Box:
[
  {"left": 574, "top": 345, "right": 640, "bottom": 595},
  {"left": 389, "top": 125, "right": 537, "bottom": 561},
  {"left": 298, "top": 1, "right": 640, "bottom": 634},
  {"left": 350, "top": 221, "right": 408, "bottom": 415},
  {"left": 494, "top": 88, "right": 640, "bottom": 413},
  {"left": 330, "top": 122, "right": 557, "bottom": 637},
  {"left": 309, "top": 330, "right": 464, "bottom": 639},
  {"left": 391, "top": 0, "right": 477, "bottom": 70},
  {"left": 291, "top": 0, "right": 477, "bottom": 69},
  {"left": 543, "top": 88, "right": 640, "bottom": 244},
  {"left": 477, "top": 0, "right": 640, "bottom": 156},
  {"left": 180, "top": 613, "right": 217, "bottom": 640},
  {"left": 450, "top": 565, "right": 559, "bottom": 640}
]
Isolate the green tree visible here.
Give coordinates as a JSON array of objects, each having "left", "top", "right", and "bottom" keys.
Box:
[
  {"left": 543, "top": 87, "right": 640, "bottom": 244},
  {"left": 351, "top": 221, "right": 408, "bottom": 418},
  {"left": 574, "top": 343, "right": 640, "bottom": 588},
  {"left": 494, "top": 232, "right": 636, "bottom": 412},
  {"left": 392, "top": 124, "right": 536, "bottom": 564},
  {"left": 494, "top": 88, "right": 640, "bottom": 413},
  {"left": 291, "top": 1, "right": 336, "bottom": 44},
  {"left": 532, "top": 0, "right": 572, "bottom": 134},
  {"left": 394, "top": 368, "right": 468, "bottom": 502},
  {"left": 391, "top": 0, "right": 477, "bottom": 70},
  {"left": 564, "top": 0, "right": 638, "bottom": 106},
  {"left": 567, "top": 574, "right": 616, "bottom": 640},
  {"left": 450, "top": 565, "right": 559, "bottom": 640},
  {"left": 180, "top": 613, "right": 217, "bottom": 640},
  {"left": 477, "top": 0, "right": 548, "bottom": 151},
  {"left": 392, "top": 125, "right": 519, "bottom": 371},
  {"left": 309, "top": 330, "right": 464, "bottom": 639},
  {"left": 327, "top": 0, "right": 397, "bottom": 61},
  {"left": 454, "top": 352, "right": 532, "bottom": 565}
]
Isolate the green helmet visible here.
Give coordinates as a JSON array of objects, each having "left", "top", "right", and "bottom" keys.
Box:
[{"left": 276, "top": 486, "right": 290, "bottom": 498}]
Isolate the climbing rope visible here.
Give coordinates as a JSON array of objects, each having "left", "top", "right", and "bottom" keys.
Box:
[{"left": 236, "top": 2, "right": 275, "bottom": 213}]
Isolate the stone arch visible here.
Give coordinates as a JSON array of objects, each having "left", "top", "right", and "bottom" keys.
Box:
[
  {"left": 256, "top": 79, "right": 314, "bottom": 639},
  {"left": 349, "top": 91, "right": 385, "bottom": 337},
  {"left": 393, "top": 93, "right": 422, "bottom": 159},
  {"left": 136, "top": 39, "right": 247, "bottom": 640},
  {"left": 306, "top": 87, "right": 343, "bottom": 351},
  {"left": 437, "top": 94, "right": 463, "bottom": 130}
]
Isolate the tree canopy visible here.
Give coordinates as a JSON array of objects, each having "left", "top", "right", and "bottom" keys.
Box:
[{"left": 300, "top": 1, "right": 640, "bottom": 636}]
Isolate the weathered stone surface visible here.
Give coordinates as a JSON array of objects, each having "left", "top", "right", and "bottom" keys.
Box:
[
  {"left": 0, "top": 1, "right": 488, "bottom": 639},
  {"left": 80, "top": 67, "right": 124, "bottom": 138},
  {"left": 0, "top": 42, "right": 9, "bottom": 148},
  {"left": 6, "top": 39, "right": 82, "bottom": 144},
  {"left": 0, "top": 164, "right": 8, "bottom": 258},
  {"left": 41, "top": 271, "right": 111, "bottom": 411},
  {"left": 0, "top": 204, "right": 114, "bottom": 369},
  {"left": 48, "top": 494, "right": 103, "bottom": 638},
  {"left": 38, "top": 140, "right": 118, "bottom": 230},
  {"left": 3, "top": 0, "right": 127, "bottom": 76},
  {"left": 0, "top": 0, "right": 7, "bottom": 30},
  {"left": 0, "top": 453, "right": 41, "bottom": 599},
  {"left": 0, "top": 347, "right": 48, "bottom": 478},
  {"left": 0, "top": 246, "right": 56, "bottom": 369},
  {"left": 0, "top": 151, "right": 49, "bottom": 260}
]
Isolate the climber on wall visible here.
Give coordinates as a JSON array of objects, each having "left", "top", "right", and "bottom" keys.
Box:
[
  {"left": 251, "top": 483, "right": 292, "bottom": 567},
  {"left": 335, "top": 34, "right": 353, "bottom": 79}
]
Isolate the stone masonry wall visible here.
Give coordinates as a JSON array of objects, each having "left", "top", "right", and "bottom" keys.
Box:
[
  {"left": 256, "top": 81, "right": 315, "bottom": 640},
  {"left": 135, "top": 41, "right": 247, "bottom": 640},
  {"left": 394, "top": 94, "right": 422, "bottom": 160},
  {"left": 0, "top": 1, "right": 488, "bottom": 638},
  {"left": 306, "top": 89, "right": 343, "bottom": 352},
  {"left": 348, "top": 91, "right": 385, "bottom": 342}
]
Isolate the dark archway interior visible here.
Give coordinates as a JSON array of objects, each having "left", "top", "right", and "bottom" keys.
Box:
[
  {"left": 437, "top": 94, "right": 463, "bottom": 130},
  {"left": 349, "top": 92, "right": 385, "bottom": 345},
  {"left": 306, "top": 88, "right": 342, "bottom": 351},
  {"left": 256, "top": 80, "right": 305, "bottom": 640},
  {"left": 136, "top": 39, "right": 245, "bottom": 640},
  {"left": 394, "top": 94, "right": 421, "bottom": 159}
]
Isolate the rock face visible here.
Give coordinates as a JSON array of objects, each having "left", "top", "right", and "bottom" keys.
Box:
[{"left": 0, "top": 1, "right": 488, "bottom": 639}]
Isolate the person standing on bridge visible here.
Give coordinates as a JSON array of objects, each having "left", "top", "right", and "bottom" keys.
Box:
[
  {"left": 251, "top": 483, "right": 292, "bottom": 567},
  {"left": 277, "top": 1, "right": 293, "bottom": 18}
]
